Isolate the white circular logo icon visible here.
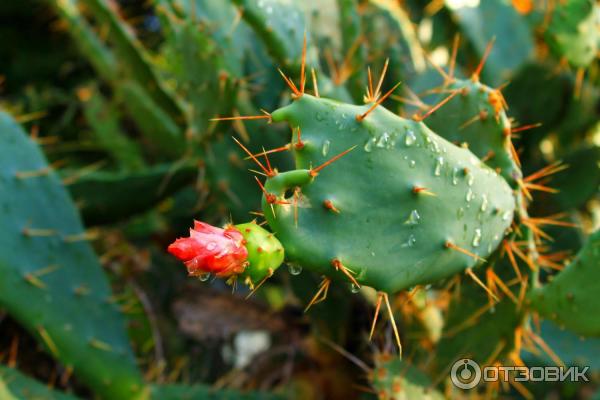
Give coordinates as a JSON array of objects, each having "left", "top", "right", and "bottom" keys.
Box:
[{"left": 451, "top": 358, "right": 481, "bottom": 389}]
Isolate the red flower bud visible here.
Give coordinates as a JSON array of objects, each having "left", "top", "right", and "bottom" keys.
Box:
[{"left": 168, "top": 221, "right": 248, "bottom": 277}]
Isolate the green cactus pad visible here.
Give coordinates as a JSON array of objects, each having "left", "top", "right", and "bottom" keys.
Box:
[
  {"left": 157, "top": 0, "right": 252, "bottom": 78},
  {"left": 522, "top": 320, "right": 600, "bottom": 371},
  {"left": 230, "top": 0, "right": 305, "bottom": 68},
  {"left": 0, "top": 365, "right": 77, "bottom": 400},
  {"left": 80, "top": 85, "right": 146, "bottom": 171},
  {"left": 529, "top": 229, "right": 600, "bottom": 337},
  {"left": 260, "top": 94, "right": 515, "bottom": 293},
  {"left": 336, "top": 0, "right": 367, "bottom": 102},
  {"left": 443, "top": 0, "right": 534, "bottom": 84},
  {"left": 544, "top": 0, "right": 599, "bottom": 68},
  {"left": 79, "top": 0, "right": 184, "bottom": 124},
  {"left": 361, "top": 0, "right": 425, "bottom": 84},
  {"left": 370, "top": 355, "right": 444, "bottom": 400},
  {"left": 0, "top": 112, "right": 145, "bottom": 399},
  {"left": 424, "top": 78, "right": 522, "bottom": 185},
  {"left": 236, "top": 221, "right": 285, "bottom": 285},
  {"left": 67, "top": 162, "right": 197, "bottom": 225},
  {"left": 551, "top": 145, "right": 600, "bottom": 212}
]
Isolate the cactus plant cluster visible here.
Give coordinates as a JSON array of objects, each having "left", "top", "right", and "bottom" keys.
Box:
[{"left": 0, "top": 0, "right": 599, "bottom": 398}]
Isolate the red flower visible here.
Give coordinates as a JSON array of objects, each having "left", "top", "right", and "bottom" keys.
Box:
[{"left": 168, "top": 221, "right": 248, "bottom": 277}]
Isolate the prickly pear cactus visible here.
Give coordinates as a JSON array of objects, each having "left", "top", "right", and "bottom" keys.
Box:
[
  {"left": 529, "top": 229, "right": 600, "bottom": 336},
  {"left": 67, "top": 162, "right": 197, "bottom": 225},
  {"left": 230, "top": 0, "right": 305, "bottom": 68},
  {"left": 10, "top": 0, "right": 600, "bottom": 396},
  {"left": 442, "top": 0, "right": 534, "bottom": 83},
  {"left": 0, "top": 112, "right": 145, "bottom": 400},
  {"left": 237, "top": 221, "right": 285, "bottom": 286},
  {"left": 361, "top": 0, "right": 425, "bottom": 84},
  {"left": 544, "top": 0, "right": 599, "bottom": 68},
  {"left": 369, "top": 354, "right": 444, "bottom": 400},
  {"left": 262, "top": 93, "right": 515, "bottom": 292},
  {"left": 168, "top": 219, "right": 284, "bottom": 287},
  {"left": 424, "top": 78, "right": 522, "bottom": 185},
  {"left": 0, "top": 365, "right": 77, "bottom": 400}
]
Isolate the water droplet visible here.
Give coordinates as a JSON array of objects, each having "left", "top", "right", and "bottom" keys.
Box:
[
  {"left": 404, "top": 209, "right": 421, "bottom": 225},
  {"left": 206, "top": 242, "right": 217, "bottom": 251},
  {"left": 409, "top": 160, "right": 416, "bottom": 168},
  {"left": 472, "top": 228, "right": 482, "bottom": 247},
  {"left": 404, "top": 130, "right": 417, "bottom": 146},
  {"left": 480, "top": 195, "right": 488, "bottom": 212},
  {"left": 502, "top": 210, "right": 512, "bottom": 221},
  {"left": 401, "top": 234, "right": 417, "bottom": 248},
  {"left": 350, "top": 283, "right": 361, "bottom": 293},
  {"left": 376, "top": 132, "right": 390, "bottom": 148},
  {"left": 467, "top": 173, "right": 474, "bottom": 186},
  {"left": 457, "top": 207, "right": 465, "bottom": 219},
  {"left": 434, "top": 156, "right": 444, "bottom": 176},
  {"left": 315, "top": 111, "right": 325, "bottom": 121},
  {"left": 288, "top": 263, "right": 303, "bottom": 275},
  {"left": 198, "top": 272, "right": 211, "bottom": 282},
  {"left": 466, "top": 189, "right": 473, "bottom": 202},
  {"left": 321, "top": 140, "right": 330, "bottom": 156},
  {"left": 452, "top": 167, "right": 459, "bottom": 185},
  {"left": 363, "top": 138, "right": 375, "bottom": 152}
]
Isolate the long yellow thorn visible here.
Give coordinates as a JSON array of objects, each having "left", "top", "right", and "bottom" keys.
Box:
[
  {"left": 357, "top": 82, "right": 401, "bottom": 121},
  {"left": 383, "top": 292, "right": 402, "bottom": 357},
  {"left": 300, "top": 33, "right": 307, "bottom": 94},
  {"left": 311, "top": 68, "right": 320, "bottom": 98},
  {"left": 466, "top": 268, "right": 499, "bottom": 302},
  {"left": 373, "top": 58, "right": 390, "bottom": 100},
  {"left": 412, "top": 90, "right": 459, "bottom": 122},
  {"left": 304, "top": 277, "right": 331, "bottom": 312},
  {"left": 245, "top": 268, "right": 274, "bottom": 299},
  {"left": 472, "top": 37, "right": 496, "bottom": 80}
]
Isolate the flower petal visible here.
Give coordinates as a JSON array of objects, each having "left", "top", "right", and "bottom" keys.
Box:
[
  {"left": 193, "top": 220, "right": 224, "bottom": 235},
  {"left": 168, "top": 221, "right": 249, "bottom": 278}
]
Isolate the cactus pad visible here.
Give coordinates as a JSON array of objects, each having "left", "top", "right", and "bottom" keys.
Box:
[
  {"left": 544, "top": 0, "right": 599, "bottom": 68},
  {"left": 0, "top": 365, "right": 77, "bottom": 400},
  {"left": 237, "top": 221, "right": 285, "bottom": 286},
  {"left": 0, "top": 112, "right": 145, "bottom": 399},
  {"left": 529, "top": 230, "right": 600, "bottom": 336},
  {"left": 424, "top": 78, "right": 522, "bottom": 185},
  {"left": 261, "top": 94, "right": 515, "bottom": 293},
  {"left": 370, "top": 355, "right": 444, "bottom": 400}
]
